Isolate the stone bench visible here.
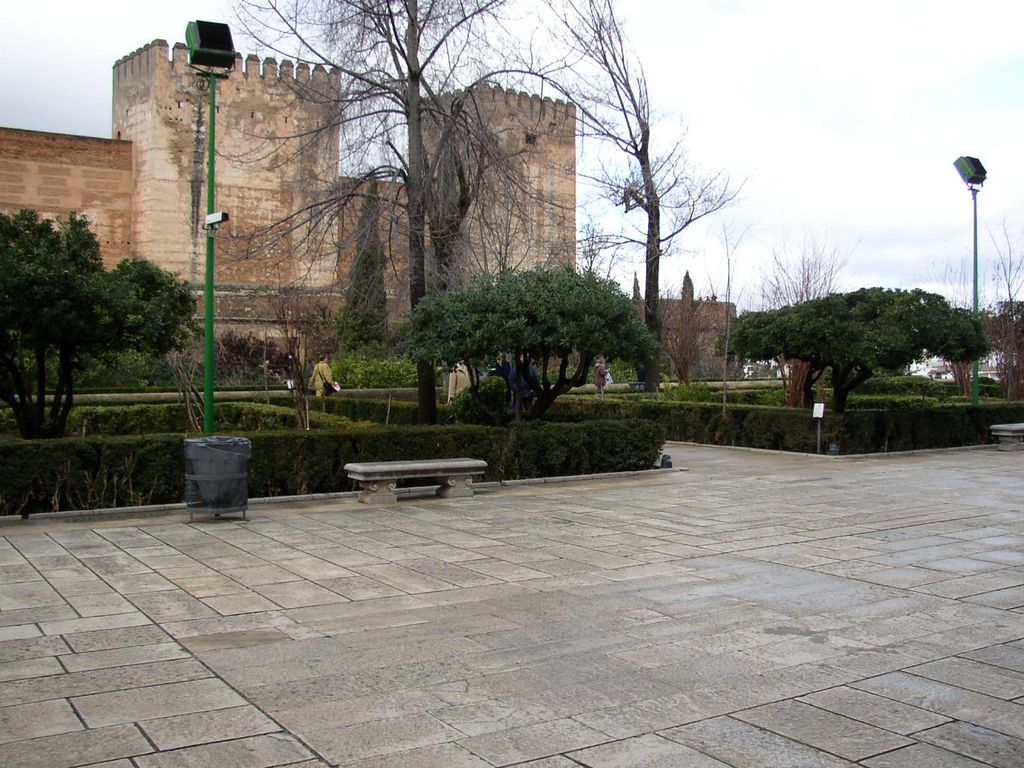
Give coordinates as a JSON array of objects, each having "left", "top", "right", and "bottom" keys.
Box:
[
  {"left": 990, "top": 423, "right": 1024, "bottom": 451},
  {"left": 343, "top": 458, "right": 488, "bottom": 504}
]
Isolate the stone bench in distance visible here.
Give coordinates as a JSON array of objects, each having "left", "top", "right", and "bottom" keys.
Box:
[
  {"left": 990, "top": 423, "right": 1024, "bottom": 451},
  {"left": 343, "top": 458, "right": 488, "bottom": 504}
]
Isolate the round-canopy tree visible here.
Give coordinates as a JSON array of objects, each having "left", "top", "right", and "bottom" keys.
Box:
[
  {"left": 731, "top": 287, "right": 989, "bottom": 412},
  {"left": 0, "top": 210, "right": 196, "bottom": 438},
  {"left": 406, "top": 267, "right": 656, "bottom": 423}
]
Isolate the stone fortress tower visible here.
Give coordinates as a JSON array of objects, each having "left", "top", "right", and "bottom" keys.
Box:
[
  {"left": 440, "top": 84, "right": 577, "bottom": 282},
  {"left": 112, "top": 40, "right": 343, "bottom": 328},
  {"left": 106, "top": 39, "right": 576, "bottom": 330}
]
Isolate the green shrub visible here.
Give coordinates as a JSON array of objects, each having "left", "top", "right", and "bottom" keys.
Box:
[
  {"left": 449, "top": 377, "right": 509, "bottom": 425},
  {"left": 663, "top": 383, "right": 716, "bottom": 403},
  {"left": 846, "top": 394, "right": 942, "bottom": 410},
  {"left": 0, "top": 435, "right": 184, "bottom": 516},
  {"left": 979, "top": 376, "right": 1003, "bottom": 397},
  {"left": 724, "top": 388, "right": 787, "bottom": 407},
  {"left": 77, "top": 349, "right": 178, "bottom": 389},
  {"left": 506, "top": 419, "right": 664, "bottom": 478},
  {"left": 333, "top": 354, "right": 417, "bottom": 389},
  {"left": 856, "top": 375, "right": 952, "bottom": 399}
]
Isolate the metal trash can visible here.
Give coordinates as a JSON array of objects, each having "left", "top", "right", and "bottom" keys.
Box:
[{"left": 183, "top": 436, "right": 251, "bottom": 522}]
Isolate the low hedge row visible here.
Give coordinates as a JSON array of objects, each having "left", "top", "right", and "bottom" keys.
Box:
[
  {"left": 0, "top": 418, "right": 665, "bottom": 517},
  {"left": 0, "top": 402, "right": 356, "bottom": 437},
  {"left": 547, "top": 397, "right": 1024, "bottom": 454},
  {"left": 282, "top": 395, "right": 423, "bottom": 425}
]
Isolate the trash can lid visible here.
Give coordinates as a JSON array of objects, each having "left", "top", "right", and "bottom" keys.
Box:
[
  {"left": 183, "top": 436, "right": 252, "bottom": 458},
  {"left": 184, "top": 436, "right": 252, "bottom": 447}
]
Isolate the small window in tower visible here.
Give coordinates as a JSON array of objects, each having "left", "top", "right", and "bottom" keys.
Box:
[{"left": 525, "top": 133, "right": 537, "bottom": 145}]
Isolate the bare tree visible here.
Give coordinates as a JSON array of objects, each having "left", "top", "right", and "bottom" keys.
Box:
[
  {"left": 932, "top": 256, "right": 975, "bottom": 395},
  {"left": 166, "top": 350, "right": 204, "bottom": 433},
  {"left": 548, "top": 0, "right": 738, "bottom": 394},
  {"left": 575, "top": 219, "right": 626, "bottom": 279},
  {"left": 758, "top": 232, "right": 849, "bottom": 407},
  {"left": 716, "top": 225, "right": 746, "bottom": 412},
  {"left": 236, "top": 0, "right": 551, "bottom": 422},
  {"left": 662, "top": 272, "right": 703, "bottom": 384},
  {"left": 987, "top": 221, "right": 1024, "bottom": 400},
  {"left": 267, "top": 287, "right": 336, "bottom": 430}
]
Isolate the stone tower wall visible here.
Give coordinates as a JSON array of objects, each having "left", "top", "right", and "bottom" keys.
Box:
[
  {"left": 459, "top": 85, "right": 576, "bottom": 273},
  {"left": 112, "top": 40, "right": 342, "bottom": 295}
]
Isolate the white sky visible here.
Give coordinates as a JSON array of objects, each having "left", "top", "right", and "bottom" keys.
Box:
[{"left": 1, "top": 0, "right": 1021, "bottom": 309}]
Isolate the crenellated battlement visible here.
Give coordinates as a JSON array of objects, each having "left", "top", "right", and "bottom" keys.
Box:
[
  {"left": 113, "top": 39, "right": 340, "bottom": 88},
  {"left": 459, "top": 83, "right": 576, "bottom": 128}
]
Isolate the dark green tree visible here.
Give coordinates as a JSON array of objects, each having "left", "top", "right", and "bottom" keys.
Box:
[
  {"left": 336, "top": 189, "right": 389, "bottom": 354},
  {"left": 406, "top": 267, "right": 656, "bottom": 423},
  {"left": 732, "top": 287, "right": 989, "bottom": 412},
  {"left": 0, "top": 210, "right": 195, "bottom": 438}
]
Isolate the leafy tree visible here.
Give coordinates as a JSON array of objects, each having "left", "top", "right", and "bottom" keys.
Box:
[
  {"left": 0, "top": 210, "right": 195, "bottom": 438},
  {"left": 732, "top": 287, "right": 989, "bottom": 412},
  {"left": 406, "top": 267, "right": 656, "bottom": 422},
  {"left": 755, "top": 231, "right": 849, "bottom": 407}
]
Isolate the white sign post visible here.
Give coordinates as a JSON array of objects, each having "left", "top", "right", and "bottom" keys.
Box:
[{"left": 813, "top": 402, "right": 826, "bottom": 454}]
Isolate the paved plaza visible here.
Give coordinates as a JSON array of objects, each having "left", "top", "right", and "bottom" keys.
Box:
[{"left": 1, "top": 443, "right": 1023, "bottom": 767}]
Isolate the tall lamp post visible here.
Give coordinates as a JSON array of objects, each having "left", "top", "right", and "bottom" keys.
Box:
[
  {"left": 186, "top": 20, "right": 236, "bottom": 434},
  {"left": 954, "top": 156, "right": 987, "bottom": 407}
]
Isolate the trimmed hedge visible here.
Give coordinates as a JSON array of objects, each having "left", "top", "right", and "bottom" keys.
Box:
[
  {"left": 846, "top": 394, "right": 942, "bottom": 410},
  {"left": 0, "top": 402, "right": 356, "bottom": 437},
  {"left": 267, "top": 395, "right": 423, "bottom": 425},
  {"left": 0, "top": 418, "right": 664, "bottom": 517},
  {"left": 546, "top": 397, "right": 1024, "bottom": 454}
]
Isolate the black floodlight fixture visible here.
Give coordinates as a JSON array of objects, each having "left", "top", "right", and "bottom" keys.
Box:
[
  {"left": 954, "top": 156, "right": 987, "bottom": 187},
  {"left": 186, "top": 21, "right": 236, "bottom": 69}
]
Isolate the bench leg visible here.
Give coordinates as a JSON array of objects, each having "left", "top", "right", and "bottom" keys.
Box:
[
  {"left": 996, "top": 436, "right": 1024, "bottom": 452},
  {"left": 357, "top": 479, "right": 398, "bottom": 504},
  {"left": 437, "top": 474, "right": 475, "bottom": 499}
]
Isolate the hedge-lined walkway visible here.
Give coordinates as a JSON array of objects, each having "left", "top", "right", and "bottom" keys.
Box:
[{"left": 1, "top": 444, "right": 1023, "bottom": 766}]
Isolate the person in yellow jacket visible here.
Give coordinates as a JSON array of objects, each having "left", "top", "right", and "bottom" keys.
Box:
[{"left": 308, "top": 355, "right": 337, "bottom": 396}]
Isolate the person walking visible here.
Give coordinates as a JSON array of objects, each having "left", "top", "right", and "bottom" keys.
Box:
[
  {"left": 308, "top": 354, "right": 337, "bottom": 397},
  {"left": 489, "top": 352, "right": 513, "bottom": 403},
  {"left": 595, "top": 357, "right": 608, "bottom": 398}
]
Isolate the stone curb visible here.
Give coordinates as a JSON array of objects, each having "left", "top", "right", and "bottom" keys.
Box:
[
  {"left": 663, "top": 440, "right": 997, "bottom": 460},
  {"left": 0, "top": 467, "right": 685, "bottom": 527}
]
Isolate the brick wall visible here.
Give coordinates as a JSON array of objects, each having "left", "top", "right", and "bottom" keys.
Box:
[{"left": 0, "top": 128, "right": 133, "bottom": 267}]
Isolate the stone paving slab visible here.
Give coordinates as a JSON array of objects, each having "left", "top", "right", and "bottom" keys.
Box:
[{"left": 1, "top": 444, "right": 1023, "bottom": 766}]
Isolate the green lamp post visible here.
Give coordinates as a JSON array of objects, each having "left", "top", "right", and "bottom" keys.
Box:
[
  {"left": 954, "top": 156, "right": 987, "bottom": 407},
  {"left": 186, "top": 20, "right": 236, "bottom": 434}
]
